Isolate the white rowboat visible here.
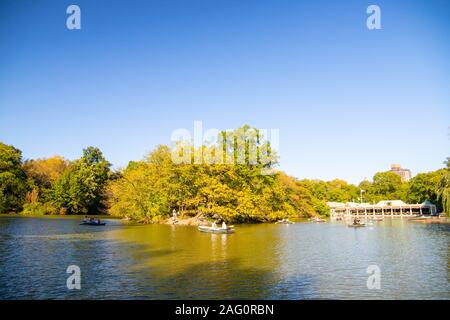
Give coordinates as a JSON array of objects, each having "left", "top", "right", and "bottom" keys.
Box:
[{"left": 198, "top": 226, "right": 235, "bottom": 234}]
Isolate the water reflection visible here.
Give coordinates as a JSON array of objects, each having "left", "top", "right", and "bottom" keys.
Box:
[{"left": 0, "top": 216, "right": 448, "bottom": 299}]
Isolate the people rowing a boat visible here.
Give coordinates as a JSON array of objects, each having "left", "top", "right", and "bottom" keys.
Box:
[
  {"left": 348, "top": 218, "right": 365, "bottom": 227},
  {"left": 83, "top": 216, "right": 99, "bottom": 223},
  {"left": 352, "top": 218, "right": 364, "bottom": 226},
  {"left": 81, "top": 217, "right": 105, "bottom": 225},
  {"left": 199, "top": 223, "right": 234, "bottom": 234},
  {"left": 276, "top": 218, "right": 293, "bottom": 224},
  {"left": 210, "top": 221, "right": 227, "bottom": 230}
]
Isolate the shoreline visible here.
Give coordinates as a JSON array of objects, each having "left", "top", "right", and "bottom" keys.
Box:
[
  {"left": 0, "top": 212, "right": 314, "bottom": 225},
  {"left": 2, "top": 213, "right": 448, "bottom": 225}
]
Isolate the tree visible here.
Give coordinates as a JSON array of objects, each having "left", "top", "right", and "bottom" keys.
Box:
[
  {"left": 327, "top": 179, "right": 359, "bottom": 202},
  {"left": 436, "top": 158, "right": 450, "bottom": 215},
  {"left": 108, "top": 146, "right": 173, "bottom": 222},
  {"left": 109, "top": 126, "right": 319, "bottom": 223},
  {"left": 0, "top": 142, "right": 28, "bottom": 213},
  {"left": 407, "top": 169, "right": 445, "bottom": 210},
  {"left": 297, "top": 178, "right": 359, "bottom": 205},
  {"left": 297, "top": 179, "right": 329, "bottom": 201},
  {"left": 22, "top": 156, "right": 70, "bottom": 215},
  {"left": 358, "top": 180, "right": 374, "bottom": 202},
  {"left": 23, "top": 156, "right": 69, "bottom": 187},
  {"left": 369, "top": 171, "right": 405, "bottom": 202},
  {"left": 278, "top": 174, "right": 322, "bottom": 217},
  {"left": 51, "top": 147, "right": 111, "bottom": 214}
]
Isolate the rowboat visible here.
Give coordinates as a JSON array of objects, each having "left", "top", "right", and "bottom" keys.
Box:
[
  {"left": 80, "top": 219, "right": 106, "bottom": 226},
  {"left": 347, "top": 223, "right": 365, "bottom": 228},
  {"left": 408, "top": 216, "right": 429, "bottom": 221},
  {"left": 275, "top": 220, "right": 294, "bottom": 224},
  {"left": 310, "top": 217, "right": 326, "bottom": 223},
  {"left": 198, "top": 226, "right": 234, "bottom": 234}
]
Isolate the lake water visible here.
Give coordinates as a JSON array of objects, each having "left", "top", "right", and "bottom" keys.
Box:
[{"left": 0, "top": 216, "right": 448, "bottom": 299}]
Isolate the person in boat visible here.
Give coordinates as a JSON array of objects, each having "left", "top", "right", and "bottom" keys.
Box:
[
  {"left": 222, "top": 221, "right": 227, "bottom": 230},
  {"left": 212, "top": 221, "right": 217, "bottom": 229},
  {"left": 353, "top": 218, "right": 361, "bottom": 225}
]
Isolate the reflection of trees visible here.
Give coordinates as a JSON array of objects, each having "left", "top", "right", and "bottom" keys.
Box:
[{"left": 106, "top": 224, "right": 314, "bottom": 299}]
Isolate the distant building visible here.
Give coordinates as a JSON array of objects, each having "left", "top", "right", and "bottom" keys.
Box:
[
  {"left": 327, "top": 200, "right": 437, "bottom": 217},
  {"left": 390, "top": 164, "right": 411, "bottom": 182}
]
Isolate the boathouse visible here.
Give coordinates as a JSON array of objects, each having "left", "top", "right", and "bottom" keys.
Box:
[{"left": 328, "top": 200, "right": 437, "bottom": 218}]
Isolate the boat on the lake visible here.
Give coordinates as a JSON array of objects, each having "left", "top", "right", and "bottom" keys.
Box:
[
  {"left": 80, "top": 218, "right": 105, "bottom": 226},
  {"left": 347, "top": 217, "right": 365, "bottom": 227},
  {"left": 310, "top": 217, "right": 326, "bottom": 223},
  {"left": 408, "top": 216, "right": 449, "bottom": 224},
  {"left": 347, "top": 223, "right": 365, "bottom": 228},
  {"left": 198, "top": 225, "right": 234, "bottom": 234},
  {"left": 408, "top": 215, "right": 429, "bottom": 221},
  {"left": 275, "top": 219, "right": 294, "bottom": 224}
]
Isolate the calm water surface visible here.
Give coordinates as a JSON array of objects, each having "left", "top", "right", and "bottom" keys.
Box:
[{"left": 0, "top": 216, "right": 448, "bottom": 299}]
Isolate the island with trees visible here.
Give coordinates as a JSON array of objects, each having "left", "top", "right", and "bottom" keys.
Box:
[{"left": 1, "top": 126, "right": 449, "bottom": 223}]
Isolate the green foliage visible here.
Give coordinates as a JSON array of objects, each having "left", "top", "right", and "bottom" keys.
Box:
[
  {"left": 0, "top": 142, "right": 28, "bottom": 213},
  {"left": 436, "top": 158, "right": 450, "bottom": 215},
  {"left": 22, "top": 156, "right": 69, "bottom": 215},
  {"left": 1, "top": 137, "right": 448, "bottom": 219},
  {"left": 51, "top": 147, "right": 111, "bottom": 214},
  {"left": 22, "top": 201, "right": 58, "bottom": 216},
  {"left": 371, "top": 172, "right": 404, "bottom": 199},
  {"left": 297, "top": 179, "right": 359, "bottom": 203},
  {"left": 359, "top": 172, "right": 406, "bottom": 203},
  {"left": 109, "top": 127, "right": 319, "bottom": 223},
  {"left": 406, "top": 169, "right": 446, "bottom": 210}
]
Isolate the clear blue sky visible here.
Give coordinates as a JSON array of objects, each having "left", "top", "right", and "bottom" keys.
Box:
[{"left": 1, "top": 0, "right": 449, "bottom": 184}]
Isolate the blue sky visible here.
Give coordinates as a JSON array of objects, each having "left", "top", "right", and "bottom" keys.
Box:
[{"left": 1, "top": 0, "right": 449, "bottom": 184}]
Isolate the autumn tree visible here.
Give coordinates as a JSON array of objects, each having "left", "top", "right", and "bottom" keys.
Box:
[
  {"left": 108, "top": 126, "right": 312, "bottom": 223},
  {"left": 22, "top": 156, "right": 70, "bottom": 214}
]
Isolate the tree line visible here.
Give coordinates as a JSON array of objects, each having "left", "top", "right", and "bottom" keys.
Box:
[
  {"left": 1, "top": 126, "right": 449, "bottom": 222},
  {"left": 0, "top": 144, "right": 111, "bottom": 215}
]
